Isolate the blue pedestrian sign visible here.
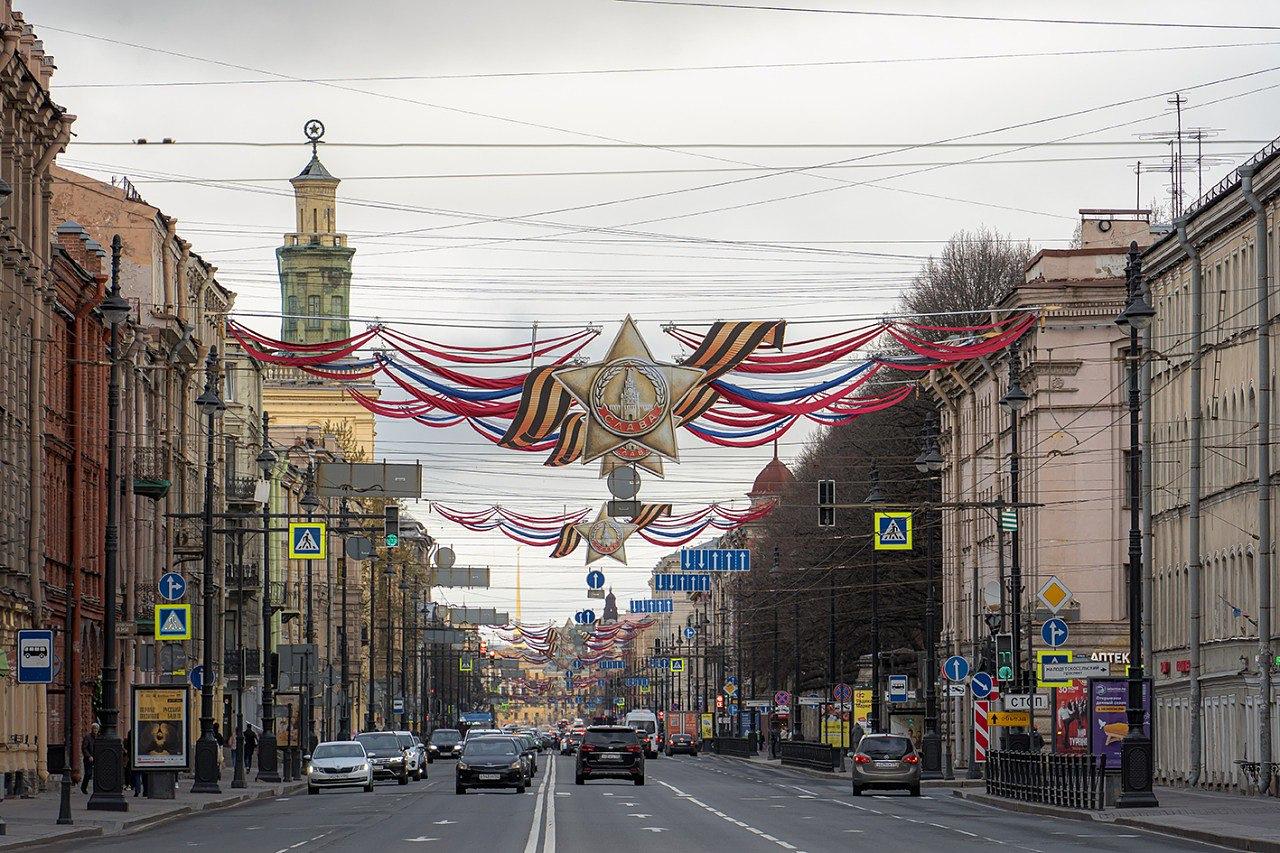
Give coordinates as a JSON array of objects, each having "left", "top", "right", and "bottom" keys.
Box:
[
  {"left": 970, "top": 671, "right": 994, "bottom": 699},
  {"left": 586, "top": 570, "right": 606, "bottom": 590},
  {"left": 943, "top": 655, "right": 970, "bottom": 682},
  {"left": 1041, "top": 617, "right": 1069, "bottom": 648},
  {"left": 154, "top": 603, "right": 192, "bottom": 640},
  {"left": 288, "top": 521, "right": 327, "bottom": 560},
  {"left": 684, "top": 626, "right": 697, "bottom": 639},
  {"left": 16, "top": 629, "right": 54, "bottom": 684},
  {"left": 158, "top": 571, "right": 187, "bottom": 602},
  {"left": 888, "top": 674, "right": 909, "bottom": 703}
]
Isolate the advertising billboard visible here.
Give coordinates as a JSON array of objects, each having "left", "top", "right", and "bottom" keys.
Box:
[
  {"left": 1087, "top": 676, "right": 1152, "bottom": 770},
  {"left": 131, "top": 685, "right": 190, "bottom": 770}
]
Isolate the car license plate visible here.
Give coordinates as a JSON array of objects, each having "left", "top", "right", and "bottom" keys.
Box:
[
  {"left": 601, "top": 754, "right": 623, "bottom": 761},
  {"left": 479, "top": 773, "right": 501, "bottom": 780},
  {"left": 875, "top": 760, "right": 897, "bottom": 769}
]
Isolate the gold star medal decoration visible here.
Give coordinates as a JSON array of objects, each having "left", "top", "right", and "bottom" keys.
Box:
[
  {"left": 553, "top": 316, "right": 704, "bottom": 466},
  {"left": 573, "top": 505, "right": 639, "bottom": 565}
]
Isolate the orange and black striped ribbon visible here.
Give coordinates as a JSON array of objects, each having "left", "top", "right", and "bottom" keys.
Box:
[
  {"left": 682, "top": 320, "right": 786, "bottom": 380},
  {"left": 673, "top": 383, "right": 721, "bottom": 425},
  {"left": 550, "top": 525, "right": 582, "bottom": 558},
  {"left": 543, "top": 412, "right": 585, "bottom": 467},
  {"left": 499, "top": 365, "right": 576, "bottom": 449}
]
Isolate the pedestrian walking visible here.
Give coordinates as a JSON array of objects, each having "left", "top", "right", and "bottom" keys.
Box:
[
  {"left": 79, "top": 722, "right": 99, "bottom": 794},
  {"left": 123, "top": 730, "right": 142, "bottom": 797},
  {"left": 242, "top": 726, "right": 258, "bottom": 771}
]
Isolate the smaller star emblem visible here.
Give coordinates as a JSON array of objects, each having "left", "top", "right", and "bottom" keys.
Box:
[{"left": 573, "top": 505, "right": 639, "bottom": 565}]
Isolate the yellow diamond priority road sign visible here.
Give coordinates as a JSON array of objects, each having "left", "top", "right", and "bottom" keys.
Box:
[{"left": 1037, "top": 575, "right": 1072, "bottom": 614}]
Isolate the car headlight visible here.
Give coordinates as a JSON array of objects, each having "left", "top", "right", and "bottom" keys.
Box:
[
  {"left": 511, "top": 761, "right": 523, "bottom": 770},
  {"left": 356, "top": 763, "right": 369, "bottom": 772},
  {"left": 429, "top": 745, "right": 438, "bottom": 752},
  {"left": 457, "top": 762, "right": 469, "bottom": 771}
]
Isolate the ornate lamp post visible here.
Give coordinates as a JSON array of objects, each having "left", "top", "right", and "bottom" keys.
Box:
[
  {"left": 915, "top": 425, "right": 945, "bottom": 778},
  {"left": 192, "top": 349, "right": 224, "bottom": 793},
  {"left": 87, "top": 236, "right": 130, "bottom": 813},
  {"left": 998, "top": 345, "right": 1029, "bottom": 694},
  {"left": 255, "top": 419, "right": 280, "bottom": 781},
  {"left": 865, "top": 465, "right": 885, "bottom": 734},
  {"left": 1115, "top": 241, "right": 1158, "bottom": 807},
  {"left": 299, "top": 467, "right": 320, "bottom": 753}
]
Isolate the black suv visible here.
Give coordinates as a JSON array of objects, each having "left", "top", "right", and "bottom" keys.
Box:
[{"left": 575, "top": 725, "right": 644, "bottom": 786}]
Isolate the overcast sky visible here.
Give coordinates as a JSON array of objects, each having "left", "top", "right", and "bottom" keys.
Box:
[{"left": 35, "top": 1, "right": 1280, "bottom": 623}]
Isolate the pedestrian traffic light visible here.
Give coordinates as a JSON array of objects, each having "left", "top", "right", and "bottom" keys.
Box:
[
  {"left": 384, "top": 505, "right": 400, "bottom": 547},
  {"left": 995, "top": 632, "right": 1014, "bottom": 683},
  {"left": 818, "top": 479, "right": 835, "bottom": 528}
]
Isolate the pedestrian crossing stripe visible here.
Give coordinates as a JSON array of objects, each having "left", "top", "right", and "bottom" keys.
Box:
[
  {"left": 154, "top": 603, "right": 192, "bottom": 640},
  {"left": 288, "top": 522, "right": 327, "bottom": 560},
  {"left": 874, "top": 512, "right": 913, "bottom": 550}
]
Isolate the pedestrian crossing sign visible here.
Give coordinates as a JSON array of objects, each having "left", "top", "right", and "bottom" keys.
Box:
[
  {"left": 154, "top": 603, "right": 192, "bottom": 640},
  {"left": 874, "top": 512, "right": 913, "bottom": 550},
  {"left": 288, "top": 522, "right": 327, "bottom": 560},
  {"left": 669, "top": 657, "right": 686, "bottom": 673}
]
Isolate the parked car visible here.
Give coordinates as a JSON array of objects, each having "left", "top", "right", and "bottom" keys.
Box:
[
  {"left": 305, "top": 741, "right": 373, "bottom": 795},
  {"left": 353, "top": 731, "right": 410, "bottom": 785},
  {"left": 665, "top": 732, "right": 698, "bottom": 756},
  {"left": 393, "top": 730, "right": 426, "bottom": 780},
  {"left": 429, "top": 728, "right": 463, "bottom": 762},
  {"left": 850, "top": 734, "right": 921, "bottom": 797},
  {"left": 456, "top": 736, "right": 526, "bottom": 794},
  {"left": 575, "top": 725, "right": 644, "bottom": 786}
]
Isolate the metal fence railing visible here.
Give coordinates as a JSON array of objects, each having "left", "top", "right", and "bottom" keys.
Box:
[
  {"left": 985, "top": 750, "right": 1107, "bottom": 810},
  {"left": 711, "top": 737, "right": 756, "bottom": 758},
  {"left": 779, "top": 740, "right": 841, "bottom": 772}
]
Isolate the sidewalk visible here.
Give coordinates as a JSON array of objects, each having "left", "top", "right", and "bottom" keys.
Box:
[
  {"left": 955, "top": 785, "right": 1280, "bottom": 852},
  {"left": 720, "top": 752, "right": 983, "bottom": 788},
  {"left": 0, "top": 773, "right": 305, "bottom": 851}
]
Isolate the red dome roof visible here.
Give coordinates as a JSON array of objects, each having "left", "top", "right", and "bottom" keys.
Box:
[{"left": 749, "top": 456, "right": 794, "bottom": 498}]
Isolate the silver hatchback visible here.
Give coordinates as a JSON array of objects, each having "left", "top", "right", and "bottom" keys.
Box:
[{"left": 850, "top": 734, "right": 921, "bottom": 796}]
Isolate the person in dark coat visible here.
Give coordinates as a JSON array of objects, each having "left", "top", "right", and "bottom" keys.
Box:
[
  {"left": 80, "top": 722, "right": 99, "bottom": 794},
  {"left": 242, "top": 726, "right": 258, "bottom": 770}
]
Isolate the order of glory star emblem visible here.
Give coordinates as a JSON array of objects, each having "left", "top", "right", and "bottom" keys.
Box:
[
  {"left": 573, "top": 505, "right": 639, "bottom": 565},
  {"left": 553, "top": 315, "right": 704, "bottom": 463}
]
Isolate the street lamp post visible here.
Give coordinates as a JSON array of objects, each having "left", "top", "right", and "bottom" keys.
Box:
[
  {"left": 865, "top": 466, "right": 885, "bottom": 735},
  {"left": 255, "top": 418, "right": 280, "bottom": 781},
  {"left": 87, "top": 235, "right": 130, "bottom": 812},
  {"left": 231, "top": 527, "right": 247, "bottom": 789},
  {"left": 916, "top": 424, "right": 945, "bottom": 779},
  {"left": 1115, "top": 240, "right": 1159, "bottom": 808},
  {"left": 385, "top": 559, "right": 395, "bottom": 730},
  {"left": 299, "top": 466, "right": 320, "bottom": 754},
  {"left": 399, "top": 575, "right": 409, "bottom": 729},
  {"left": 338, "top": 499, "right": 351, "bottom": 740},
  {"left": 999, "top": 346, "right": 1029, "bottom": 694},
  {"left": 192, "top": 348, "right": 224, "bottom": 793}
]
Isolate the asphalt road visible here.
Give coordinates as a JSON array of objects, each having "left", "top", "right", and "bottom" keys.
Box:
[{"left": 35, "top": 754, "right": 1220, "bottom": 853}]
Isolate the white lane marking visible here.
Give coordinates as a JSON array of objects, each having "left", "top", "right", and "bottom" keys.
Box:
[
  {"left": 658, "top": 780, "right": 803, "bottom": 851},
  {"left": 555, "top": 792, "right": 571, "bottom": 797},
  {"left": 245, "top": 827, "right": 262, "bottom": 831},
  {"left": 522, "top": 756, "right": 553, "bottom": 853},
  {"left": 628, "top": 813, "right": 653, "bottom": 818},
  {"left": 432, "top": 819, "right": 456, "bottom": 825},
  {"left": 642, "top": 828, "right": 667, "bottom": 833},
  {"left": 955, "top": 830, "right": 979, "bottom": 838},
  {"left": 844, "top": 829, "right": 864, "bottom": 833},
  {"left": 403, "top": 838, "right": 440, "bottom": 843},
  {"left": 543, "top": 757, "right": 557, "bottom": 853},
  {"left": 275, "top": 835, "right": 329, "bottom": 853}
]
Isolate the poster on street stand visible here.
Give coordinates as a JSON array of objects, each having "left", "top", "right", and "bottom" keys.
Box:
[
  {"left": 1054, "top": 680, "right": 1088, "bottom": 754},
  {"left": 277, "top": 692, "right": 302, "bottom": 747},
  {"left": 1087, "top": 676, "right": 1153, "bottom": 770},
  {"left": 131, "top": 684, "right": 190, "bottom": 770}
]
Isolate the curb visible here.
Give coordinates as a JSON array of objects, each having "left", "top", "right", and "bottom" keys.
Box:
[
  {"left": 714, "top": 754, "right": 982, "bottom": 788},
  {"left": 0, "top": 827, "right": 103, "bottom": 852},
  {"left": 952, "top": 788, "right": 1276, "bottom": 852}
]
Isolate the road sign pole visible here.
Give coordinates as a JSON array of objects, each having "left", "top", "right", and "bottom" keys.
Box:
[{"left": 192, "top": 350, "right": 222, "bottom": 795}]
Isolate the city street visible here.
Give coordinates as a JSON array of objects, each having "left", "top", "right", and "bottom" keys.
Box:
[{"left": 36, "top": 755, "right": 1217, "bottom": 853}]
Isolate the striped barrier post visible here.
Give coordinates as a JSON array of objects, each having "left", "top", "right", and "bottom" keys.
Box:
[{"left": 973, "top": 699, "right": 990, "bottom": 766}]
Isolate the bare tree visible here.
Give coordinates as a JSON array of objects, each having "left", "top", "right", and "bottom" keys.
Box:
[{"left": 901, "top": 227, "right": 1036, "bottom": 326}]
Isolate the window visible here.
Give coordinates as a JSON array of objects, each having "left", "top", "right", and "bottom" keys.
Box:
[
  {"left": 330, "top": 295, "right": 343, "bottom": 317},
  {"left": 284, "top": 295, "right": 299, "bottom": 332},
  {"left": 223, "top": 364, "right": 236, "bottom": 402},
  {"left": 307, "top": 295, "right": 321, "bottom": 330}
]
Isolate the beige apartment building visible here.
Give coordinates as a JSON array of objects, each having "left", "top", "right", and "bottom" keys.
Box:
[
  {"left": 927, "top": 211, "right": 1157, "bottom": 765},
  {"left": 1144, "top": 137, "right": 1280, "bottom": 790}
]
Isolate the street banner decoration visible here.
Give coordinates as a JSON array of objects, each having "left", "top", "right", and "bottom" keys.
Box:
[
  {"left": 132, "top": 685, "right": 190, "bottom": 770},
  {"left": 1087, "top": 676, "right": 1153, "bottom": 770},
  {"left": 228, "top": 312, "right": 1033, "bottom": 462}
]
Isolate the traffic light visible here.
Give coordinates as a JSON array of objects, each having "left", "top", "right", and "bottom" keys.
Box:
[
  {"left": 384, "top": 504, "right": 400, "bottom": 547},
  {"left": 715, "top": 695, "right": 725, "bottom": 710},
  {"left": 818, "top": 479, "right": 835, "bottom": 528},
  {"left": 995, "top": 632, "right": 1014, "bottom": 683}
]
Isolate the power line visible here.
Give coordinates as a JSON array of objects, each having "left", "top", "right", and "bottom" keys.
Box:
[
  {"left": 66, "top": 139, "right": 1271, "bottom": 150},
  {"left": 613, "top": 0, "right": 1280, "bottom": 31}
]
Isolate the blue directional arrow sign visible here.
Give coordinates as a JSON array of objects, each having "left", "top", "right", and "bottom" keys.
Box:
[
  {"left": 943, "top": 655, "right": 970, "bottom": 682},
  {"left": 684, "top": 626, "right": 697, "bottom": 639},
  {"left": 1041, "top": 617, "right": 1069, "bottom": 648},
  {"left": 970, "top": 671, "right": 993, "bottom": 699},
  {"left": 189, "top": 664, "right": 212, "bottom": 691},
  {"left": 586, "top": 570, "right": 606, "bottom": 590},
  {"left": 158, "top": 571, "right": 187, "bottom": 602}
]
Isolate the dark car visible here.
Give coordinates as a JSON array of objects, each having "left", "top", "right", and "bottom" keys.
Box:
[
  {"left": 456, "top": 737, "right": 526, "bottom": 794},
  {"left": 354, "top": 732, "right": 410, "bottom": 785},
  {"left": 665, "top": 732, "right": 698, "bottom": 756},
  {"left": 429, "top": 728, "right": 463, "bottom": 762},
  {"left": 516, "top": 732, "right": 539, "bottom": 775},
  {"left": 850, "top": 734, "right": 921, "bottom": 797},
  {"left": 575, "top": 725, "right": 644, "bottom": 785}
]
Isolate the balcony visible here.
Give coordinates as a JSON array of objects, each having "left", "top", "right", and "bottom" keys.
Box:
[
  {"left": 224, "top": 649, "right": 262, "bottom": 677},
  {"left": 225, "top": 475, "right": 261, "bottom": 506},
  {"left": 132, "top": 447, "right": 171, "bottom": 500},
  {"left": 172, "top": 518, "right": 203, "bottom": 556},
  {"left": 224, "top": 563, "right": 260, "bottom": 593}
]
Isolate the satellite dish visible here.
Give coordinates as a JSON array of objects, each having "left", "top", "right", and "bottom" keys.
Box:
[
  {"left": 435, "top": 546, "right": 456, "bottom": 570},
  {"left": 607, "top": 466, "right": 641, "bottom": 500}
]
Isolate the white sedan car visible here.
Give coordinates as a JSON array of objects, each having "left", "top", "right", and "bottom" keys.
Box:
[{"left": 306, "top": 741, "right": 374, "bottom": 794}]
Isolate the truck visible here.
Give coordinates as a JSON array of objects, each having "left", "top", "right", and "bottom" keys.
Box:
[{"left": 664, "top": 711, "right": 701, "bottom": 752}]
